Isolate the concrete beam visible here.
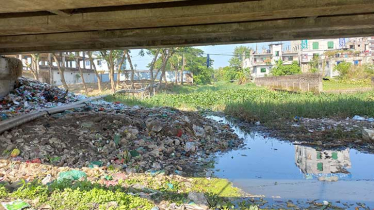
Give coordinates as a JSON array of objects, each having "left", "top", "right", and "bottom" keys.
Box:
[
  {"left": 0, "top": 14, "right": 374, "bottom": 54},
  {"left": 1, "top": 0, "right": 374, "bottom": 53},
  {"left": 1, "top": 0, "right": 374, "bottom": 36},
  {"left": 0, "top": 0, "right": 186, "bottom": 13}
]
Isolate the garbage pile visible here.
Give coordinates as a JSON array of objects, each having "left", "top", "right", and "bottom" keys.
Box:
[
  {"left": 0, "top": 106, "right": 242, "bottom": 177},
  {"left": 0, "top": 77, "right": 83, "bottom": 120}
]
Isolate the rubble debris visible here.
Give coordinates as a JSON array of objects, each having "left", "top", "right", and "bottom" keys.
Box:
[
  {"left": 0, "top": 77, "right": 84, "bottom": 119},
  {"left": 362, "top": 129, "right": 374, "bottom": 141},
  {"left": 187, "top": 192, "right": 209, "bottom": 209},
  {"left": 42, "top": 174, "right": 52, "bottom": 185},
  {"left": 0, "top": 105, "right": 242, "bottom": 175}
]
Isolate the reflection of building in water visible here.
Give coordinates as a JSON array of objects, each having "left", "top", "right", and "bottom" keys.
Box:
[{"left": 295, "top": 146, "right": 352, "bottom": 180}]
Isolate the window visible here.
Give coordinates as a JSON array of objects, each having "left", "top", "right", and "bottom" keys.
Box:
[
  {"left": 97, "top": 60, "right": 102, "bottom": 66},
  {"left": 328, "top": 41, "right": 334, "bottom": 49},
  {"left": 317, "top": 163, "right": 323, "bottom": 171},
  {"left": 288, "top": 56, "right": 293, "bottom": 61},
  {"left": 275, "top": 51, "right": 280, "bottom": 56},
  {"left": 85, "top": 60, "right": 90, "bottom": 66},
  {"left": 261, "top": 68, "right": 266, "bottom": 73},
  {"left": 317, "top": 152, "right": 322, "bottom": 160},
  {"left": 313, "top": 42, "right": 319, "bottom": 50},
  {"left": 332, "top": 152, "right": 338, "bottom": 160}
]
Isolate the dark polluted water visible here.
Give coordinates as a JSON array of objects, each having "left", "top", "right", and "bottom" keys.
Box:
[{"left": 207, "top": 116, "right": 374, "bottom": 209}]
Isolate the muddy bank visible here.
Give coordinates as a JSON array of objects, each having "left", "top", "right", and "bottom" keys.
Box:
[{"left": 224, "top": 114, "right": 374, "bottom": 153}]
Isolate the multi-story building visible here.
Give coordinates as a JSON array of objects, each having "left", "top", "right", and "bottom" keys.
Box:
[
  {"left": 369, "top": 37, "right": 374, "bottom": 56},
  {"left": 9, "top": 52, "right": 194, "bottom": 86},
  {"left": 243, "top": 43, "right": 299, "bottom": 78},
  {"left": 292, "top": 39, "right": 340, "bottom": 74},
  {"left": 292, "top": 38, "right": 374, "bottom": 77},
  {"left": 10, "top": 52, "right": 109, "bottom": 86},
  {"left": 345, "top": 37, "right": 371, "bottom": 53}
]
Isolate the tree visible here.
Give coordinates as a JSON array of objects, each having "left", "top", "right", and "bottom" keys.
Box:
[
  {"left": 99, "top": 50, "right": 124, "bottom": 93},
  {"left": 139, "top": 48, "right": 162, "bottom": 96},
  {"left": 70, "top": 52, "right": 88, "bottom": 94},
  {"left": 116, "top": 51, "right": 127, "bottom": 89},
  {"left": 143, "top": 47, "right": 213, "bottom": 87},
  {"left": 229, "top": 46, "right": 252, "bottom": 70},
  {"left": 309, "top": 54, "right": 320, "bottom": 73},
  {"left": 217, "top": 66, "right": 239, "bottom": 82},
  {"left": 52, "top": 53, "right": 69, "bottom": 90},
  {"left": 158, "top": 49, "right": 175, "bottom": 89},
  {"left": 87, "top": 51, "right": 103, "bottom": 92},
  {"left": 125, "top": 50, "right": 136, "bottom": 90},
  {"left": 272, "top": 60, "right": 301, "bottom": 76},
  {"left": 25, "top": 54, "right": 40, "bottom": 80},
  {"left": 334, "top": 61, "right": 352, "bottom": 78},
  {"left": 181, "top": 47, "right": 213, "bottom": 85},
  {"left": 217, "top": 46, "right": 252, "bottom": 84}
]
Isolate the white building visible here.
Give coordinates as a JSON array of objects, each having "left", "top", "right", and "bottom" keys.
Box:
[
  {"left": 243, "top": 43, "right": 299, "bottom": 78},
  {"left": 16, "top": 52, "right": 110, "bottom": 85},
  {"left": 293, "top": 38, "right": 374, "bottom": 77},
  {"left": 370, "top": 37, "right": 374, "bottom": 56},
  {"left": 292, "top": 39, "right": 340, "bottom": 74}
]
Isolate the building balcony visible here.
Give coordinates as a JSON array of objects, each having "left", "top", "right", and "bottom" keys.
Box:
[{"left": 252, "top": 62, "right": 272, "bottom": 66}]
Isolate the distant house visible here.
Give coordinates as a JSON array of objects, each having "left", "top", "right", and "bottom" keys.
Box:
[
  {"left": 242, "top": 43, "right": 299, "bottom": 78},
  {"left": 10, "top": 52, "right": 109, "bottom": 85},
  {"left": 291, "top": 37, "right": 374, "bottom": 77}
]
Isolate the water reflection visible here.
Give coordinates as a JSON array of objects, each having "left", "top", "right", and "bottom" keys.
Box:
[
  {"left": 209, "top": 115, "right": 374, "bottom": 206},
  {"left": 295, "top": 146, "right": 352, "bottom": 181}
]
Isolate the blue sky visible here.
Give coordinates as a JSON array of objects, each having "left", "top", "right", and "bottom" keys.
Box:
[{"left": 130, "top": 42, "right": 291, "bottom": 70}]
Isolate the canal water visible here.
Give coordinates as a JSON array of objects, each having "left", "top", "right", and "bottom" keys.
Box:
[{"left": 208, "top": 116, "right": 374, "bottom": 209}]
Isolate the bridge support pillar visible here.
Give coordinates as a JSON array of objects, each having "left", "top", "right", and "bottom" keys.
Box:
[{"left": 0, "top": 57, "right": 22, "bottom": 98}]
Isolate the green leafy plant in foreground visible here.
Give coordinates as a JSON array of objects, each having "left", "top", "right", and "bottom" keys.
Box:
[
  {"left": 0, "top": 176, "right": 249, "bottom": 210},
  {"left": 1, "top": 180, "right": 153, "bottom": 210}
]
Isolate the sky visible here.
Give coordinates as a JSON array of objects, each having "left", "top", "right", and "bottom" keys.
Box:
[{"left": 130, "top": 41, "right": 291, "bottom": 70}]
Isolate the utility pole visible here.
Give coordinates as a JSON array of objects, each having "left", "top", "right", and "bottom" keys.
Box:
[
  {"left": 181, "top": 54, "right": 185, "bottom": 85},
  {"left": 48, "top": 53, "right": 53, "bottom": 85}
]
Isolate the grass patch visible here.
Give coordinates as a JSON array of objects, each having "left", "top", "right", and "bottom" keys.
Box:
[
  {"left": 225, "top": 90, "right": 374, "bottom": 123},
  {"left": 323, "top": 79, "right": 372, "bottom": 91}
]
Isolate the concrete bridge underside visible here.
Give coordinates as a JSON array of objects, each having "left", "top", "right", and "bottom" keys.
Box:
[{"left": 1, "top": 0, "right": 374, "bottom": 54}]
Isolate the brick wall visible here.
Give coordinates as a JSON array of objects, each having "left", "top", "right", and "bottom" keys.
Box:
[{"left": 254, "top": 73, "right": 323, "bottom": 93}]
